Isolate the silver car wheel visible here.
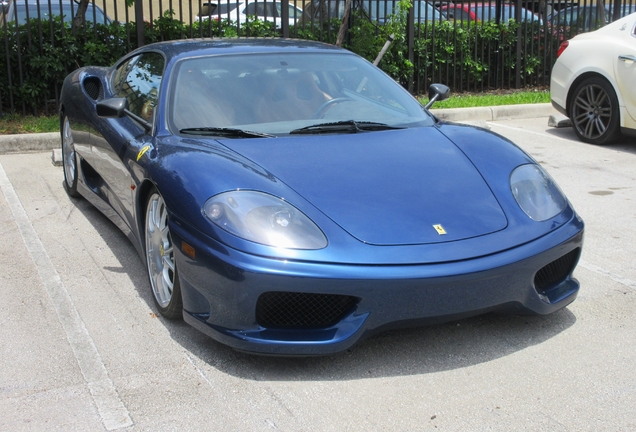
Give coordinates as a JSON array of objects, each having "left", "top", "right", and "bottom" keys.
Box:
[
  {"left": 145, "top": 192, "right": 175, "bottom": 308},
  {"left": 62, "top": 117, "right": 76, "bottom": 187},
  {"left": 61, "top": 115, "right": 80, "bottom": 197}
]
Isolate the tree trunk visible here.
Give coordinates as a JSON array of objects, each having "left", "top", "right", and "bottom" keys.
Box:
[
  {"left": 596, "top": 0, "right": 606, "bottom": 29},
  {"left": 335, "top": 0, "right": 352, "bottom": 47},
  {"left": 72, "top": 0, "right": 90, "bottom": 30}
]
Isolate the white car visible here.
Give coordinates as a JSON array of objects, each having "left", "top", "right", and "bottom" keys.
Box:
[
  {"left": 198, "top": 1, "right": 303, "bottom": 27},
  {"left": 550, "top": 12, "right": 636, "bottom": 144}
]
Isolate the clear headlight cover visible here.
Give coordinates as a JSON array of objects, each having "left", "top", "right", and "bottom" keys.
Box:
[
  {"left": 510, "top": 164, "right": 567, "bottom": 221},
  {"left": 203, "top": 191, "right": 327, "bottom": 249}
]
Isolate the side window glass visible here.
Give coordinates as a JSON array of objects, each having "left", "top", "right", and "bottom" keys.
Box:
[{"left": 113, "top": 53, "right": 164, "bottom": 127}]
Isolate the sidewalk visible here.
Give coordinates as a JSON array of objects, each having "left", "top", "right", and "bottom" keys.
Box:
[{"left": 0, "top": 103, "right": 558, "bottom": 154}]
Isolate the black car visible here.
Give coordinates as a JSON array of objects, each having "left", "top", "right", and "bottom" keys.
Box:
[
  {"left": 547, "top": 3, "right": 636, "bottom": 32},
  {"left": 299, "top": 0, "right": 445, "bottom": 25}
]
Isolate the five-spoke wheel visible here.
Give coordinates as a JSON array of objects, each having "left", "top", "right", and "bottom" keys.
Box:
[
  {"left": 61, "top": 115, "right": 80, "bottom": 197},
  {"left": 570, "top": 77, "right": 620, "bottom": 145},
  {"left": 145, "top": 190, "right": 183, "bottom": 319}
]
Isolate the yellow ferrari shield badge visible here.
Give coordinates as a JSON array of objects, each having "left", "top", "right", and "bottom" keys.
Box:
[
  {"left": 433, "top": 224, "right": 447, "bottom": 235},
  {"left": 137, "top": 145, "right": 151, "bottom": 162}
]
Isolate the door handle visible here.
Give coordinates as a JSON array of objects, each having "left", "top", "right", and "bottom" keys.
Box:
[{"left": 619, "top": 55, "right": 636, "bottom": 62}]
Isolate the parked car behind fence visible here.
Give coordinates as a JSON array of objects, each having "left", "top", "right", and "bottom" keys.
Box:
[
  {"left": 439, "top": 2, "right": 543, "bottom": 24},
  {"left": 299, "top": 0, "right": 446, "bottom": 25},
  {"left": 0, "top": 0, "right": 110, "bottom": 25},
  {"left": 547, "top": 3, "right": 636, "bottom": 32},
  {"left": 197, "top": 0, "right": 303, "bottom": 27}
]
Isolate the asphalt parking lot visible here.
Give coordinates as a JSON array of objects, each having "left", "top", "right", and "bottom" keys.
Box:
[{"left": 1, "top": 111, "right": 635, "bottom": 431}]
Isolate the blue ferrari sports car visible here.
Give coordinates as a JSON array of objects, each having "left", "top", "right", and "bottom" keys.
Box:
[{"left": 60, "top": 38, "right": 584, "bottom": 355}]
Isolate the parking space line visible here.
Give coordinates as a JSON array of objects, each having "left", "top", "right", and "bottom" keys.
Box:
[
  {"left": 486, "top": 122, "right": 573, "bottom": 142},
  {"left": 0, "top": 162, "right": 133, "bottom": 431},
  {"left": 579, "top": 259, "right": 636, "bottom": 290}
]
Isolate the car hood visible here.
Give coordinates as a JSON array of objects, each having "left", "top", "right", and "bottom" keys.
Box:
[{"left": 219, "top": 127, "right": 508, "bottom": 245}]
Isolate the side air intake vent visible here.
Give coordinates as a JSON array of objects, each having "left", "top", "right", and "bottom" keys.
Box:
[
  {"left": 83, "top": 77, "right": 103, "bottom": 100},
  {"left": 534, "top": 248, "right": 581, "bottom": 293}
]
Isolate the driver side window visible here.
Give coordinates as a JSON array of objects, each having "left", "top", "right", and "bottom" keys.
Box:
[{"left": 113, "top": 52, "right": 164, "bottom": 127}]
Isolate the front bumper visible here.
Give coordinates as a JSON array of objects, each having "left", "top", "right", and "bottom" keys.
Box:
[{"left": 170, "top": 215, "right": 584, "bottom": 356}]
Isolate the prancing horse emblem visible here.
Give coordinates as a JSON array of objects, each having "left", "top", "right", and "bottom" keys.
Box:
[{"left": 433, "top": 224, "right": 447, "bottom": 235}]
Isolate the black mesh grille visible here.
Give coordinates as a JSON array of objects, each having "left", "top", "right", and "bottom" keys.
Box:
[
  {"left": 256, "top": 292, "right": 358, "bottom": 329},
  {"left": 83, "top": 77, "right": 102, "bottom": 100},
  {"left": 534, "top": 248, "right": 580, "bottom": 293}
]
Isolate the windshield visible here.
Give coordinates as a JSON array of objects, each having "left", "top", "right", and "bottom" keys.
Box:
[{"left": 169, "top": 52, "right": 433, "bottom": 135}]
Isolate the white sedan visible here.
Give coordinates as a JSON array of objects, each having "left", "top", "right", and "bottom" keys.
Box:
[
  {"left": 550, "top": 13, "right": 636, "bottom": 144},
  {"left": 198, "top": 1, "right": 303, "bottom": 27}
]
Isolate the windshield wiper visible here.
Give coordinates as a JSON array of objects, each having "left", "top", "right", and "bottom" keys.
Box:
[
  {"left": 180, "top": 127, "right": 274, "bottom": 138},
  {"left": 289, "top": 120, "right": 405, "bottom": 135}
]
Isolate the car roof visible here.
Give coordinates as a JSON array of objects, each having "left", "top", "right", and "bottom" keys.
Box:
[{"left": 131, "top": 38, "right": 347, "bottom": 61}]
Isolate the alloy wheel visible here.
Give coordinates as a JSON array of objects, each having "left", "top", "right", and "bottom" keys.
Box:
[{"left": 145, "top": 192, "right": 176, "bottom": 308}]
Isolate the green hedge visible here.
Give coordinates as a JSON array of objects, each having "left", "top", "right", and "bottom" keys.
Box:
[{"left": 0, "top": 6, "right": 559, "bottom": 113}]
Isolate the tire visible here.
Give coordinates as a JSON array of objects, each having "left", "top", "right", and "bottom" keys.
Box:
[
  {"left": 61, "top": 115, "right": 81, "bottom": 197},
  {"left": 569, "top": 76, "right": 621, "bottom": 145},
  {"left": 145, "top": 189, "right": 183, "bottom": 319}
]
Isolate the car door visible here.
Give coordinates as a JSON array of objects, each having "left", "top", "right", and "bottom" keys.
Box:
[
  {"left": 91, "top": 51, "right": 164, "bottom": 233},
  {"left": 614, "top": 21, "right": 636, "bottom": 125}
]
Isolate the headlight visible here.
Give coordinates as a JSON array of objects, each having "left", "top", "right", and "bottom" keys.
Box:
[
  {"left": 510, "top": 164, "right": 567, "bottom": 221},
  {"left": 203, "top": 191, "right": 327, "bottom": 249}
]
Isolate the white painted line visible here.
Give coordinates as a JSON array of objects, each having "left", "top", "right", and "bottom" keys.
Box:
[
  {"left": 578, "top": 259, "right": 636, "bottom": 290},
  {"left": 486, "top": 121, "right": 574, "bottom": 143},
  {"left": 0, "top": 162, "right": 133, "bottom": 431}
]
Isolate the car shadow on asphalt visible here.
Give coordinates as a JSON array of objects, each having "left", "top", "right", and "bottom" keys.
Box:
[
  {"left": 544, "top": 126, "right": 636, "bottom": 155},
  {"left": 70, "top": 187, "right": 578, "bottom": 381}
]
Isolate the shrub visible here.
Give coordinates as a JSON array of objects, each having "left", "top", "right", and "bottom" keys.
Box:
[{"left": 0, "top": 5, "right": 556, "bottom": 113}]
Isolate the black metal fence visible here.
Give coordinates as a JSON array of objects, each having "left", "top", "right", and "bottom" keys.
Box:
[{"left": 1, "top": 0, "right": 634, "bottom": 115}]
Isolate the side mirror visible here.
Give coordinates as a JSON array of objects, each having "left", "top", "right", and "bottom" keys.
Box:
[
  {"left": 96, "top": 97, "right": 127, "bottom": 118},
  {"left": 424, "top": 84, "right": 451, "bottom": 110}
]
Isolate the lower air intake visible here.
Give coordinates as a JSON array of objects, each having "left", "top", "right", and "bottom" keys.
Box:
[
  {"left": 256, "top": 292, "right": 358, "bottom": 329},
  {"left": 534, "top": 248, "right": 581, "bottom": 293}
]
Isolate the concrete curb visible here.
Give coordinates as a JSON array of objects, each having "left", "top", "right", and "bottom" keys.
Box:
[
  {"left": 0, "top": 103, "right": 558, "bottom": 156},
  {"left": 0, "top": 132, "right": 59, "bottom": 154},
  {"left": 430, "top": 103, "right": 556, "bottom": 122}
]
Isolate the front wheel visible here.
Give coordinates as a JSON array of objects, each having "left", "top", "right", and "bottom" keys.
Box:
[
  {"left": 61, "top": 115, "right": 81, "bottom": 197},
  {"left": 145, "top": 189, "right": 183, "bottom": 319},
  {"left": 569, "top": 76, "right": 621, "bottom": 145}
]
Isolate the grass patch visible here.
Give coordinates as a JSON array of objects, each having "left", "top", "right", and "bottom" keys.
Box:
[
  {"left": 0, "top": 89, "right": 550, "bottom": 134},
  {"left": 0, "top": 113, "right": 59, "bottom": 134},
  {"left": 421, "top": 89, "right": 551, "bottom": 109}
]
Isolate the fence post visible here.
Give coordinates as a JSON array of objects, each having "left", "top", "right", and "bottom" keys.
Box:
[
  {"left": 281, "top": 0, "right": 290, "bottom": 38},
  {"left": 515, "top": 0, "right": 521, "bottom": 88},
  {"left": 135, "top": 0, "right": 145, "bottom": 47},
  {"left": 407, "top": 4, "right": 414, "bottom": 93}
]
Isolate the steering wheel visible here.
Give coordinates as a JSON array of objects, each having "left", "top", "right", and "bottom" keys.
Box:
[{"left": 312, "top": 98, "right": 351, "bottom": 119}]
